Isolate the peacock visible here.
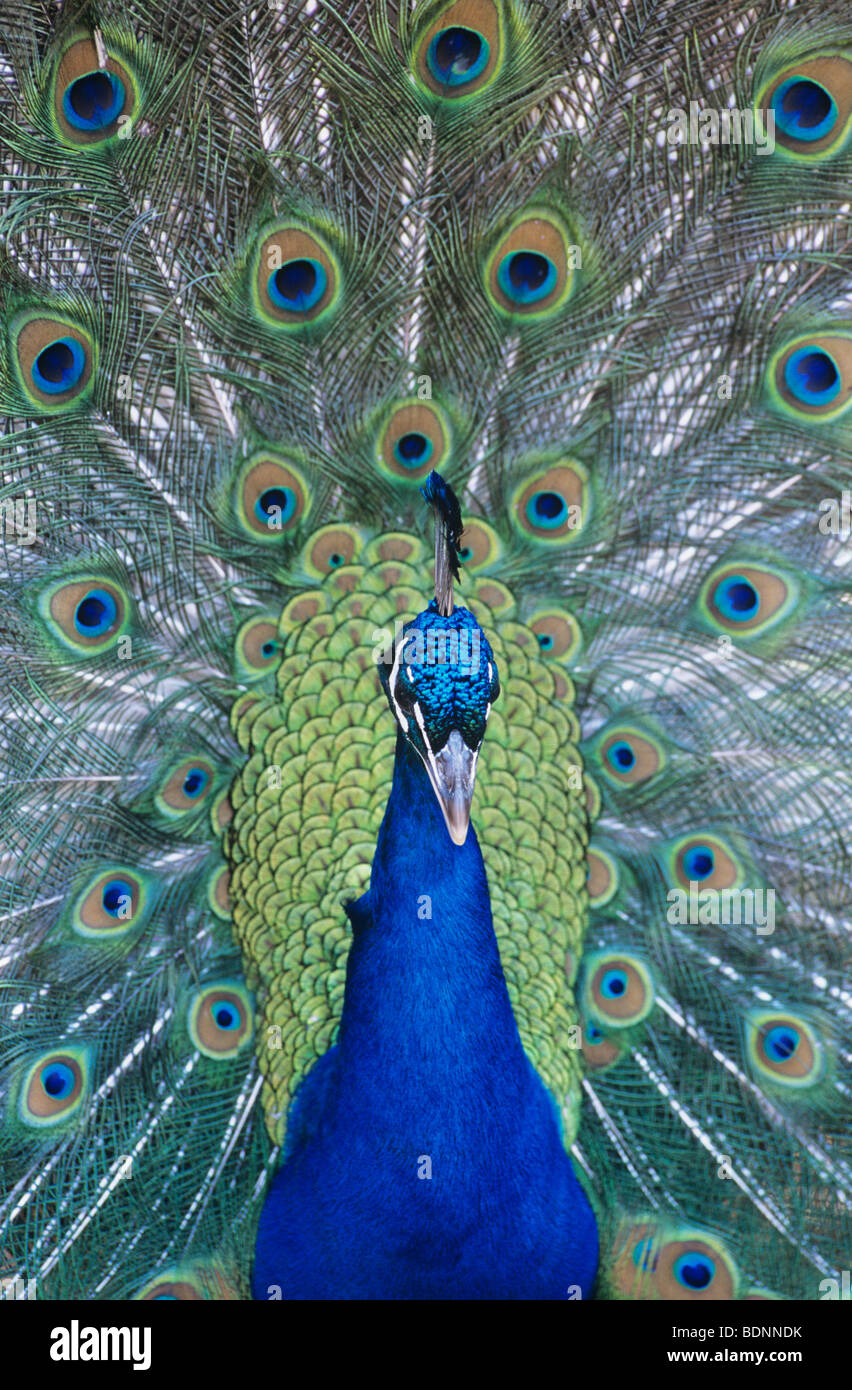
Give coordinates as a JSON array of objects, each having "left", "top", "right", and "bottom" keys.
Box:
[{"left": 1, "top": 0, "right": 850, "bottom": 1303}]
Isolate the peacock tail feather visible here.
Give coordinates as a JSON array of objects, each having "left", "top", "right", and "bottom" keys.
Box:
[{"left": 1, "top": 0, "right": 850, "bottom": 1300}]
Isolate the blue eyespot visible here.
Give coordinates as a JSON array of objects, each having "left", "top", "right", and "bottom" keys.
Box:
[
  {"left": 458, "top": 546, "right": 473, "bottom": 562},
  {"left": 102, "top": 879, "right": 132, "bottom": 917},
  {"left": 771, "top": 77, "right": 838, "bottom": 142},
  {"left": 585, "top": 1023, "right": 603, "bottom": 1044},
  {"left": 267, "top": 259, "right": 327, "bottom": 312},
  {"left": 784, "top": 346, "right": 841, "bottom": 405},
  {"left": 600, "top": 969, "right": 628, "bottom": 999},
  {"left": 74, "top": 589, "right": 118, "bottom": 637},
  {"left": 327, "top": 552, "right": 344, "bottom": 568},
  {"left": 632, "top": 1238, "right": 657, "bottom": 1273},
  {"left": 537, "top": 633, "right": 554, "bottom": 650},
  {"left": 607, "top": 740, "right": 636, "bottom": 772},
  {"left": 182, "top": 768, "right": 210, "bottom": 799},
  {"left": 683, "top": 845, "right": 715, "bottom": 880},
  {"left": 764, "top": 1024, "right": 800, "bottom": 1063},
  {"left": 31, "top": 337, "right": 86, "bottom": 394},
  {"left": 714, "top": 575, "right": 759, "bottom": 622},
  {"left": 426, "top": 26, "right": 489, "bottom": 87},
  {"left": 254, "top": 486, "right": 297, "bottom": 527},
  {"left": 41, "top": 1062, "right": 75, "bottom": 1099},
  {"left": 393, "top": 432, "right": 433, "bottom": 469},
  {"left": 673, "top": 1252, "right": 715, "bottom": 1291},
  {"left": 213, "top": 1002, "right": 241, "bottom": 1031},
  {"left": 261, "top": 640, "right": 277, "bottom": 658},
  {"left": 497, "top": 251, "right": 557, "bottom": 305},
  {"left": 525, "top": 490, "right": 568, "bottom": 529},
  {"left": 62, "top": 70, "right": 125, "bottom": 130}
]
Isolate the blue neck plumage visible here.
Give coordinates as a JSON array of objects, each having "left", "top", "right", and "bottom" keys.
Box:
[{"left": 336, "top": 731, "right": 529, "bottom": 1120}]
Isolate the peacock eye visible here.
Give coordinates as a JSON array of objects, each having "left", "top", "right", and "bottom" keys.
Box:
[
  {"left": 21, "top": 1048, "right": 89, "bottom": 1125},
  {"left": 213, "top": 1001, "right": 240, "bottom": 1031},
  {"left": 427, "top": 26, "right": 490, "bottom": 87},
  {"left": 73, "top": 866, "right": 146, "bottom": 938},
  {"left": 73, "top": 589, "right": 118, "bottom": 638},
  {"left": 255, "top": 226, "right": 339, "bottom": 327},
  {"left": 255, "top": 486, "right": 297, "bottom": 528},
  {"left": 267, "top": 258, "right": 327, "bottom": 313},
  {"left": 600, "top": 969, "right": 628, "bottom": 999},
  {"left": 537, "top": 632, "right": 554, "bottom": 650},
  {"left": 607, "top": 740, "right": 635, "bottom": 772},
  {"left": 682, "top": 844, "right": 715, "bottom": 880},
  {"left": 31, "top": 337, "right": 87, "bottom": 394},
  {"left": 63, "top": 70, "right": 125, "bottom": 130},
  {"left": 771, "top": 76, "right": 838, "bottom": 142},
  {"left": 763, "top": 1024, "right": 800, "bottom": 1064},
  {"left": 525, "top": 490, "right": 568, "bottom": 529},
  {"left": 673, "top": 1252, "right": 716, "bottom": 1292},
  {"left": 182, "top": 768, "right": 210, "bottom": 799},
  {"left": 394, "top": 432, "right": 433, "bottom": 469},
  {"left": 102, "top": 878, "right": 133, "bottom": 917},
  {"left": 713, "top": 575, "right": 759, "bottom": 622},
  {"left": 41, "top": 1061, "right": 75, "bottom": 1099},
  {"left": 498, "top": 251, "right": 558, "bottom": 306},
  {"left": 783, "top": 346, "right": 841, "bottom": 406}
]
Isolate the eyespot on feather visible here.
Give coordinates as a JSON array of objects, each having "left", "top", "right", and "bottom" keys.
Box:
[
  {"left": 20, "top": 1048, "right": 89, "bottom": 1127},
  {"left": 595, "top": 725, "right": 665, "bottom": 786},
  {"left": 697, "top": 562, "right": 798, "bottom": 639},
  {"left": 156, "top": 758, "right": 216, "bottom": 816},
  {"left": 770, "top": 334, "right": 852, "bottom": 420},
  {"left": 610, "top": 1222, "right": 737, "bottom": 1300},
  {"left": 413, "top": 0, "right": 503, "bottom": 99},
  {"left": 208, "top": 865, "right": 232, "bottom": 919},
  {"left": 73, "top": 867, "right": 147, "bottom": 938},
  {"left": 54, "top": 36, "right": 136, "bottom": 146},
  {"left": 13, "top": 314, "right": 95, "bottom": 411},
  {"left": 585, "top": 954, "right": 654, "bottom": 1027},
  {"left": 38, "top": 577, "right": 129, "bottom": 655},
  {"left": 303, "top": 525, "right": 363, "bottom": 578},
  {"left": 586, "top": 846, "right": 618, "bottom": 907},
  {"left": 511, "top": 462, "right": 588, "bottom": 542},
  {"left": 486, "top": 214, "right": 576, "bottom": 318},
  {"left": 580, "top": 1020, "right": 622, "bottom": 1070},
  {"left": 528, "top": 609, "right": 582, "bottom": 663},
  {"left": 377, "top": 401, "right": 450, "bottom": 482},
  {"left": 758, "top": 56, "right": 852, "bottom": 157},
  {"left": 188, "top": 984, "right": 253, "bottom": 1059},
  {"left": 654, "top": 1237, "right": 736, "bottom": 1301},
  {"left": 668, "top": 832, "right": 744, "bottom": 891},
  {"left": 456, "top": 518, "right": 501, "bottom": 571},
  {"left": 254, "top": 226, "right": 339, "bottom": 327},
  {"left": 747, "top": 1011, "right": 824, "bottom": 1089},
  {"left": 235, "top": 616, "right": 281, "bottom": 677},
  {"left": 235, "top": 455, "right": 309, "bottom": 540}
]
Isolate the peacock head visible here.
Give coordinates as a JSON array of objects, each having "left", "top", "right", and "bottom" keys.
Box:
[{"left": 378, "top": 600, "right": 500, "bottom": 846}]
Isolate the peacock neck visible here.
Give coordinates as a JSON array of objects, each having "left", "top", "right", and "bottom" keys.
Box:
[{"left": 335, "top": 731, "right": 531, "bottom": 1117}]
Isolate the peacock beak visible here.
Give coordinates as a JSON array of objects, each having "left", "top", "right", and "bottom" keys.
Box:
[{"left": 422, "top": 728, "right": 478, "bottom": 847}]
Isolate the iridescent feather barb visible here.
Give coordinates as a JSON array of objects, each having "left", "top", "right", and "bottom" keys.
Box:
[{"left": 0, "top": 0, "right": 850, "bottom": 1301}]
